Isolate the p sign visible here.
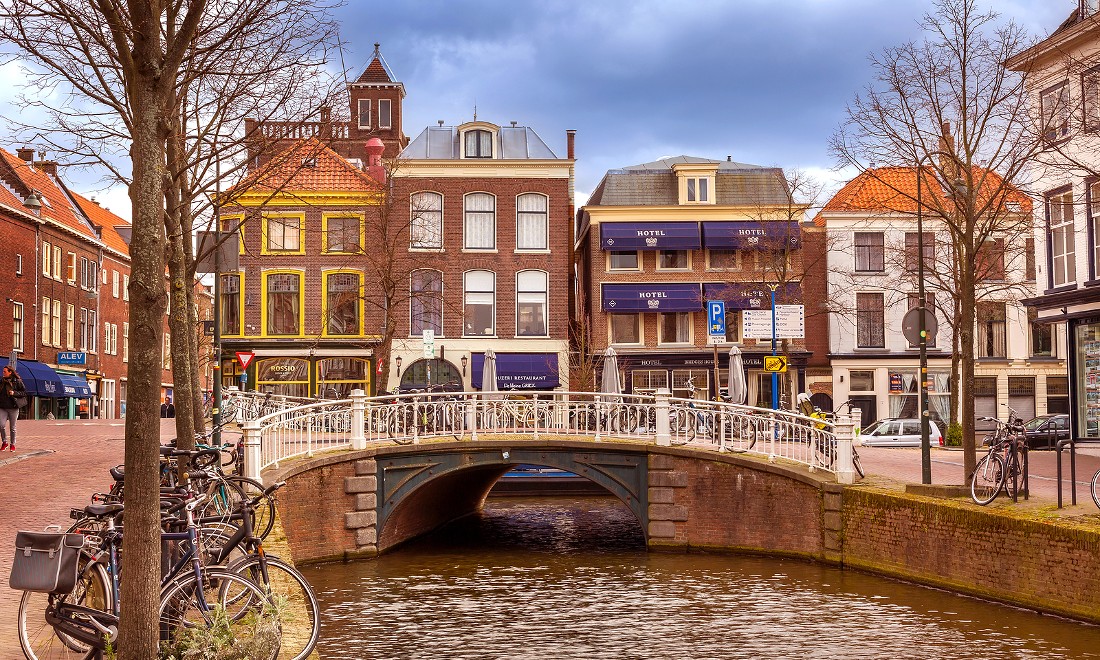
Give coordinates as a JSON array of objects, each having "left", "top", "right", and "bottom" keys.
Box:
[{"left": 707, "top": 300, "right": 726, "bottom": 337}]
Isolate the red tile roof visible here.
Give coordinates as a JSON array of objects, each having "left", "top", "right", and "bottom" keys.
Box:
[
  {"left": 71, "top": 192, "right": 130, "bottom": 256},
  {"left": 0, "top": 149, "right": 100, "bottom": 240},
  {"left": 355, "top": 57, "right": 393, "bottom": 84},
  {"left": 230, "top": 137, "right": 380, "bottom": 194},
  {"left": 822, "top": 166, "right": 1032, "bottom": 219}
]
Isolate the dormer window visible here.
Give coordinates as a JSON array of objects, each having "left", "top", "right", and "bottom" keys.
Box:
[
  {"left": 464, "top": 129, "right": 492, "bottom": 158},
  {"left": 687, "top": 177, "right": 709, "bottom": 202}
]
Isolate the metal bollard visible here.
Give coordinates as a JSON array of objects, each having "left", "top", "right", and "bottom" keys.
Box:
[
  {"left": 242, "top": 419, "right": 261, "bottom": 481},
  {"left": 654, "top": 388, "right": 671, "bottom": 447},
  {"left": 350, "top": 389, "right": 366, "bottom": 450},
  {"left": 834, "top": 413, "right": 856, "bottom": 485}
]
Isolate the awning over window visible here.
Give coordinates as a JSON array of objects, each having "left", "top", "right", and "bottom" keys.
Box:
[
  {"left": 701, "top": 221, "right": 801, "bottom": 250},
  {"left": 601, "top": 283, "right": 703, "bottom": 312},
  {"left": 58, "top": 373, "right": 93, "bottom": 398},
  {"left": 471, "top": 353, "right": 561, "bottom": 390},
  {"left": 600, "top": 222, "right": 701, "bottom": 251},
  {"left": 0, "top": 358, "right": 63, "bottom": 397},
  {"left": 702, "top": 282, "right": 803, "bottom": 310}
]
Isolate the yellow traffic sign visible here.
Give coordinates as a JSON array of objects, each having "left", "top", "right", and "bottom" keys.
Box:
[{"left": 763, "top": 356, "right": 788, "bottom": 373}]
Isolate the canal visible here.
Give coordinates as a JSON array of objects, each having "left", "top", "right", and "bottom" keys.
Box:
[{"left": 299, "top": 496, "right": 1100, "bottom": 659}]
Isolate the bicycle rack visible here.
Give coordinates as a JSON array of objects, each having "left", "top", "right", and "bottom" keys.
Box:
[{"left": 1056, "top": 438, "right": 1077, "bottom": 508}]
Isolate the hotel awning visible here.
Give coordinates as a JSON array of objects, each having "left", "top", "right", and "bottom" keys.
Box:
[
  {"left": 701, "top": 221, "right": 801, "bottom": 250},
  {"left": 601, "top": 283, "right": 703, "bottom": 312},
  {"left": 600, "top": 222, "right": 701, "bottom": 251},
  {"left": 702, "top": 282, "right": 803, "bottom": 309},
  {"left": 471, "top": 353, "right": 560, "bottom": 390}
]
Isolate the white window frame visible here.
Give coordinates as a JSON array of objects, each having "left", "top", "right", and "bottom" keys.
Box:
[
  {"left": 53, "top": 245, "right": 61, "bottom": 280},
  {"left": 112, "top": 270, "right": 120, "bottom": 297},
  {"left": 41, "top": 297, "right": 50, "bottom": 345},
  {"left": 15, "top": 254, "right": 21, "bottom": 276},
  {"left": 409, "top": 269, "right": 444, "bottom": 337},
  {"left": 656, "top": 250, "right": 691, "bottom": 271},
  {"left": 122, "top": 322, "right": 129, "bottom": 363},
  {"left": 66, "top": 252, "right": 76, "bottom": 284},
  {"left": 1049, "top": 189, "right": 1077, "bottom": 288},
  {"left": 608, "top": 314, "right": 643, "bottom": 346},
  {"left": 378, "top": 99, "right": 392, "bottom": 129},
  {"left": 685, "top": 176, "right": 712, "bottom": 204},
  {"left": 12, "top": 302, "right": 23, "bottom": 353},
  {"left": 607, "top": 250, "right": 641, "bottom": 272},
  {"left": 410, "top": 191, "right": 443, "bottom": 249},
  {"left": 51, "top": 299, "right": 61, "bottom": 347},
  {"left": 357, "top": 99, "right": 370, "bottom": 129},
  {"left": 88, "top": 310, "right": 97, "bottom": 353},
  {"left": 462, "top": 270, "right": 496, "bottom": 337},
  {"left": 516, "top": 193, "right": 549, "bottom": 251},
  {"left": 123, "top": 274, "right": 129, "bottom": 301},
  {"left": 66, "top": 304, "right": 74, "bottom": 350},
  {"left": 657, "top": 312, "right": 693, "bottom": 345},
  {"left": 42, "top": 241, "right": 50, "bottom": 276},
  {"left": 463, "top": 192, "right": 496, "bottom": 250},
  {"left": 515, "top": 270, "right": 548, "bottom": 337}
]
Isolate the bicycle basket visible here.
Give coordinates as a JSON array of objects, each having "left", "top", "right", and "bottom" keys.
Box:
[{"left": 9, "top": 531, "right": 84, "bottom": 593}]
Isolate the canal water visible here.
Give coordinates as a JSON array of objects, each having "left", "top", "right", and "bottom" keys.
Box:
[{"left": 299, "top": 496, "right": 1100, "bottom": 659}]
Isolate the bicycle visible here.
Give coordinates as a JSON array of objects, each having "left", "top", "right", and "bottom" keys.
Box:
[
  {"left": 971, "top": 409, "right": 1027, "bottom": 505},
  {"left": 807, "top": 401, "right": 865, "bottom": 479}
]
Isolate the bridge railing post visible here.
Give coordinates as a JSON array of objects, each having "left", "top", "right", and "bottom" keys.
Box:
[
  {"left": 655, "top": 388, "right": 671, "bottom": 447},
  {"left": 350, "top": 388, "right": 366, "bottom": 450},
  {"left": 242, "top": 419, "right": 262, "bottom": 481},
  {"left": 835, "top": 410, "right": 857, "bottom": 485},
  {"left": 594, "top": 395, "right": 603, "bottom": 442}
]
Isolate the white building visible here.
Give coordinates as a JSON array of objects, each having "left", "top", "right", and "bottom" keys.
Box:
[
  {"left": 1008, "top": 2, "right": 1100, "bottom": 439},
  {"left": 820, "top": 166, "right": 1067, "bottom": 431}
]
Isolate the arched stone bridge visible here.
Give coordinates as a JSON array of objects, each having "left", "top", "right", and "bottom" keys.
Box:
[{"left": 266, "top": 438, "right": 843, "bottom": 564}]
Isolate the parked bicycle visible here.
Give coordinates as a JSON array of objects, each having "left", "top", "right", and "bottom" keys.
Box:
[{"left": 971, "top": 408, "right": 1027, "bottom": 505}]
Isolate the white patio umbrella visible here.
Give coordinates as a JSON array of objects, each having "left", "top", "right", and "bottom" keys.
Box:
[
  {"left": 601, "top": 347, "right": 622, "bottom": 403},
  {"left": 727, "top": 345, "right": 747, "bottom": 405},
  {"left": 481, "top": 349, "right": 499, "bottom": 398}
]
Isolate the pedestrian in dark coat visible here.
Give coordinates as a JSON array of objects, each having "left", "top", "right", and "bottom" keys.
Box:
[{"left": 0, "top": 365, "right": 27, "bottom": 451}]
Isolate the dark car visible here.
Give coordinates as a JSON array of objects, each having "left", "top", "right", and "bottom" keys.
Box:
[{"left": 1020, "top": 414, "right": 1070, "bottom": 450}]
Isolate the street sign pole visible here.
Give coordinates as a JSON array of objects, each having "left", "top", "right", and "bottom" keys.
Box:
[
  {"left": 706, "top": 301, "right": 726, "bottom": 401},
  {"left": 212, "top": 143, "right": 222, "bottom": 445},
  {"left": 770, "top": 285, "right": 778, "bottom": 410}
]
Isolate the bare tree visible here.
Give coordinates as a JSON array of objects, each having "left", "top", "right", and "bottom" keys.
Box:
[{"left": 830, "top": 0, "right": 1042, "bottom": 479}]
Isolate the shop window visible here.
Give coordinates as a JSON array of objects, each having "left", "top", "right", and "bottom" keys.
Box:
[
  {"left": 631, "top": 369, "right": 667, "bottom": 394},
  {"left": 1047, "top": 375, "right": 1069, "bottom": 416},
  {"left": 977, "top": 302, "right": 1007, "bottom": 358},
  {"left": 516, "top": 270, "right": 548, "bottom": 337},
  {"left": 658, "top": 312, "right": 692, "bottom": 345},
  {"left": 265, "top": 272, "right": 302, "bottom": 336},
  {"left": 516, "top": 193, "right": 548, "bottom": 250},
  {"left": 464, "top": 193, "right": 496, "bottom": 249},
  {"left": 256, "top": 357, "right": 310, "bottom": 398},
  {"left": 317, "top": 358, "right": 369, "bottom": 399},
  {"left": 891, "top": 371, "right": 952, "bottom": 425},
  {"left": 609, "top": 314, "right": 641, "bottom": 345},
  {"left": 411, "top": 192, "right": 443, "bottom": 249},
  {"left": 411, "top": 269, "right": 443, "bottom": 336},
  {"left": 325, "top": 272, "right": 361, "bottom": 336},
  {"left": 608, "top": 251, "right": 639, "bottom": 271},
  {"left": 849, "top": 370, "right": 875, "bottom": 392},
  {"left": 463, "top": 270, "right": 495, "bottom": 336},
  {"left": 1075, "top": 321, "right": 1100, "bottom": 437},
  {"left": 400, "top": 358, "right": 461, "bottom": 391},
  {"left": 672, "top": 369, "right": 709, "bottom": 399}
]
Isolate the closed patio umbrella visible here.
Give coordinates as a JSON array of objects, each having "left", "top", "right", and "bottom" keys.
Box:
[
  {"left": 601, "top": 347, "right": 622, "bottom": 403},
  {"left": 727, "top": 345, "right": 747, "bottom": 405},
  {"left": 482, "top": 349, "right": 500, "bottom": 398}
]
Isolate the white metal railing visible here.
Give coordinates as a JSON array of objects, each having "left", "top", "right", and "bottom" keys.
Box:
[
  {"left": 241, "top": 389, "right": 857, "bottom": 484},
  {"left": 223, "top": 389, "right": 317, "bottom": 424}
]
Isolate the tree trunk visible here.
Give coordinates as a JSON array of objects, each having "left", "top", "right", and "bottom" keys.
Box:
[
  {"left": 165, "top": 126, "right": 196, "bottom": 454},
  {"left": 958, "top": 260, "right": 978, "bottom": 479},
  {"left": 118, "top": 83, "right": 169, "bottom": 659}
]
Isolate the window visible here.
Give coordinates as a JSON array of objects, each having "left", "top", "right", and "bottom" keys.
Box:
[
  {"left": 122, "top": 322, "right": 129, "bottom": 362},
  {"left": 1025, "top": 237, "right": 1036, "bottom": 281},
  {"left": 357, "top": 99, "right": 370, "bottom": 129},
  {"left": 79, "top": 308, "right": 88, "bottom": 350},
  {"left": 123, "top": 274, "right": 129, "bottom": 301},
  {"left": 1041, "top": 82, "right": 1070, "bottom": 142},
  {"left": 66, "top": 252, "right": 76, "bottom": 283},
  {"left": 463, "top": 193, "right": 496, "bottom": 249},
  {"left": 66, "top": 304, "right": 74, "bottom": 350},
  {"left": 1085, "top": 66, "right": 1100, "bottom": 132},
  {"left": 658, "top": 312, "right": 692, "bottom": 344},
  {"left": 755, "top": 250, "right": 789, "bottom": 272},
  {"left": 79, "top": 257, "right": 88, "bottom": 289},
  {"left": 904, "top": 232, "right": 935, "bottom": 271},
  {"left": 163, "top": 332, "right": 171, "bottom": 370},
  {"left": 410, "top": 192, "right": 443, "bottom": 249},
  {"left": 849, "top": 370, "right": 875, "bottom": 391},
  {"left": 378, "top": 99, "right": 392, "bottom": 129},
  {"left": 12, "top": 303, "right": 23, "bottom": 352},
  {"left": 1048, "top": 375, "right": 1069, "bottom": 415},
  {"left": 516, "top": 193, "right": 548, "bottom": 250},
  {"left": 325, "top": 272, "right": 361, "bottom": 336},
  {"left": 264, "top": 215, "right": 302, "bottom": 253},
  {"left": 854, "top": 233, "right": 885, "bottom": 272},
  {"left": 464, "top": 129, "right": 492, "bottom": 158},
  {"left": 631, "top": 369, "right": 667, "bottom": 393},
  {"left": 516, "top": 270, "right": 548, "bottom": 337},
  {"left": 977, "top": 302, "right": 1007, "bottom": 358},
  {"left": 609, "top": 314, "right": 641, "bottom": 344},
  {"left": 1091, "top": 181, "right": 1100, "bottom": 279},
  {"left": 906, "top": 293, "right": 937, "bottom": 348},
  {"left": 410, "top": 269, "right": 443, "bottom": 336},
  {"left": 463, "top": 270, "right": 495, "bottom": 336},
  {"left": 88, "top": 310, "right": 96, "bottom": 352},
  {"left": 220, "top": 273, "right": 241, "bottom": 336},
  {"left": 856, "top": 292, "right": 885, "bottom": 348},
  {"left": 221, "top": 216, "right": 245, "bottom": 255},
  {"left": 976, "top": 238, "right": 1006, "bottom": 281},
  {"left": 1029, "top": 307, "right": 1052, "bottom": 357},
  {"left": 41, "top": 297, "right": 50, "bottom": 345},
  {"left": 724, "top": 309, "right": 741, "bottom": 342},
  {"left": 324, "top": 215, "right": 361, "bottom": 253},
  {"left": 53, "top": 245, "right": 61, "bottom": 280},
  {"left": 686, "top": 177, "right": 710, "bottom": 203},
  {"left": 608, "top": 251, "right": 639, "bottom": 271},
  {"left": 42, "top": 241, "right": 50, "bottom": 276},
  {"left": 1048, "top": 189, "right": 1076, "bottom": 287},
  {"left": 51, "top": 299, "right": 61, "bottom": 347},
  {"left": 112, "top": 270, "right": 120, "bottom": 297},
  {"left": 15, "top": 254, "right": 21, "bottom": 275},
  {"left": 104, "top": 322, "right": 111, "bottom": 355},
  {"left": 657, "top": 250, "right": 688, "bottom": 270},
  {"left": 708, "top": 249, "right": 739, "bottom": 271},
  {"left": 265, "top": 272, "right": 302, "bottom": 335}
]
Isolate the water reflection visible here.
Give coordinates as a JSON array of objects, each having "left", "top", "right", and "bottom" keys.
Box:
[{"left": 300, "top": 496, "right": 1100, "bottom": 659}]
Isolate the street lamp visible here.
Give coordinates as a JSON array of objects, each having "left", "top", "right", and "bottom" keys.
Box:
[
  {"left": 394, "top": 355, "right": 402, "bottom": 376},
  {"left": 461, "top": 354, "right": 468, "bottom": 377}
]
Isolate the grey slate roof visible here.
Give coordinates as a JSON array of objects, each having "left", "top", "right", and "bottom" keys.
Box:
[
  {"left": 587, "top": 155, "right": 791, "bottom": 207},
  {"left": 400, "top": 125, "right": 560, "bottom": 160}
]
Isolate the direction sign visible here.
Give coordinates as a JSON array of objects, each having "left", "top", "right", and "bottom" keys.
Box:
[
  {"left": 763, "top": 355, "right": 789, "bottom": 373},
  {"left": 742, "top": 305, "right": 805, "bottom": 339},
  {"left": 235, "top": 351, "right": 255, "bottom": 370}
]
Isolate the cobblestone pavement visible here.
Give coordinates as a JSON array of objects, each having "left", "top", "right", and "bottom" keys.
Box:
[{"left": 3, "top": 421, "right": 1099, "bottom": 653}]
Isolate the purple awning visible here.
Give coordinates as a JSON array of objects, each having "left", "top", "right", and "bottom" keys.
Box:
[
  {"left": 702, "top": 282, "right": 802, "bottom": 310},
  {"left": 600, "top": 222, "right": 701, "bottom": 251},
  {"left": 701, "top": 221, "right": 800, "bottom": 250},
  {"left": 602, "top": 283, "right": 703, "bottom": 312},
  {"left": 470, "top": 352, "right": 560, "bottom": 390}
]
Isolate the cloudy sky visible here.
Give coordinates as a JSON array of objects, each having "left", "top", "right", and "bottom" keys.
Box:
[{"left": 0, "top": 0, "right": 1074, "bottom": 220}]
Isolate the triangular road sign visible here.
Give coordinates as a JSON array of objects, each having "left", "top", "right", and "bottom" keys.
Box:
[{"left": 236, "top": 351, "right": 255, "bottom": 370}]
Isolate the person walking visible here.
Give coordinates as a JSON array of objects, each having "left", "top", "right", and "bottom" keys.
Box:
[{"left": 0, "top": 365, "right": 27, "bottom": 451}]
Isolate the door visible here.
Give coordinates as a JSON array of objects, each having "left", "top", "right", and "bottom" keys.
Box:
[{"left": 848, "top": 395, "right": 877, "bottom": 428}]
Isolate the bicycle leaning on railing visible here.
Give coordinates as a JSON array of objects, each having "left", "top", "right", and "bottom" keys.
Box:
[{"left": 971, "top": 408, "right": 1028, "bottom": 505}]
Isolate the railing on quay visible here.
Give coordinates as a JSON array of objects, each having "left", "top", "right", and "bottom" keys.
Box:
[{"left": 237, "top": 389, "right": 859, "bottom": 485}]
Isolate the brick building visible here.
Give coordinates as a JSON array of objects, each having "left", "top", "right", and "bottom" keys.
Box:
[{"left": 576, "top": 156, "right": 817, "bottom": 405}]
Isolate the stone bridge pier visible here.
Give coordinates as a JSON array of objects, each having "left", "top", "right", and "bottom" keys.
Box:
[{"left": 268, "top": 439, "right": 842, "bottom": 563}]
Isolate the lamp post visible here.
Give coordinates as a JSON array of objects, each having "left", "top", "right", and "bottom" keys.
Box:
[
  {"left": 395, "top": 355, "right": 402, "bottom": 377},
  {"left": 461, "top": 355, "right": 468, "bottom": 377},
  {"left": 211, "top": 139, "right": 222, "bottom": 445},
  {"left": 769, "top": 283, "right": 778, "bottom": 410},
  {"left": 915, "top": 158, "right": 932, "bottom": 485}
]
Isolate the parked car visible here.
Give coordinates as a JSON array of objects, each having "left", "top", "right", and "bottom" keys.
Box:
[
  {"left": 996, "top": 414, "right": 1069, "bottom": 450},
  {"left": 859, "top": 418, "right": 944, "bottom": 448}
]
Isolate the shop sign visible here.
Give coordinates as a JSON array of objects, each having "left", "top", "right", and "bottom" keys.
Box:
[
  {"left": 58, "top": 352, "right": 86, "bottom": 365},
  {"left": 889, "top": 372, "right": 904, "bottom": 393}
]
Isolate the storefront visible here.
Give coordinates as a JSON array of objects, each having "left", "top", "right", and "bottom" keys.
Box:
[
  {"left": 1073, "top": 317, "right": 1100, "bottom": 438},
  {"left": 469, "top": 353, "right": 561, "bottom": 391},
  {"left": 607, "top": 351, "right": 809, "bottom": 405},
  {"left": 228, "top": 353, "right": 373, "bottom": 399}
]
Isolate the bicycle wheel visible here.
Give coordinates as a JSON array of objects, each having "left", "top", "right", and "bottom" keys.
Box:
[
  {"left": 852, "top": 450, "right": 865, "bottom": 479},
  {"left": 224, "top": 475, "right": 277, "bottom": 541},
  {"left": 1091, "top": 467, "right": 1100, "bottom": 510},
  {"left": 227, "top": 556, "right": 320, "bottom": 660},
  {"left": 970, "top": 452, "right": 1006, "bottom": 506},
  {"left": 813, "top": 437, "right": 836, "bottom": 470},
  {"left": 18, "top": 558, "right": 112, "bottom": 660},
  {"left": 158, "top": 569, "right": 280, "bottom": 660},
  {"left": 1003, "top": 448, "right": 1023, "bottom": 500}
]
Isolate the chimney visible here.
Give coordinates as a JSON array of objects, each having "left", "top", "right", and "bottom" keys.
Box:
[
  {"left": 364, "top": 138, "right": 386, "bottom": 183},
  {"left": 35, "top": 160, "right": 58, "bottom": 177},
  {"left": 16, "top": 147, "right": 33, "bottom": 162},
  {"left": 566, "top": 129, "right": 576, "bottom": 160},
  {"left": 938, "top": 120, "right": 957, "bottom": 179}
]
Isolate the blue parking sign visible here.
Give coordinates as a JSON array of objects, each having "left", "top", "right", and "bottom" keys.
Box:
[{"left": 707, "top": 300, "right": 726, "bottom": 336}]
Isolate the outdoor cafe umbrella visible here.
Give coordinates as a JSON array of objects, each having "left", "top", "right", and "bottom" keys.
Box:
[
  {"left": 481, "top": 348, "right": 499, "bottom": 395},
  {"left": 727, "top": 345, "right": 747, "bottom": 405},
  {"left": 601, "top": 347, "right": 622, "bottom": 402}
]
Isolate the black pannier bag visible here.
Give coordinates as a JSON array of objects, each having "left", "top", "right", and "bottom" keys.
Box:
[{"left": 9, "top": 531, "right": 84, "bottom": 593}]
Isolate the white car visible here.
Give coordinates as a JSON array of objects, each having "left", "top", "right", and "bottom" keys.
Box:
[{"left": 859, "top": 418, "right": 944, "bottom": 448}]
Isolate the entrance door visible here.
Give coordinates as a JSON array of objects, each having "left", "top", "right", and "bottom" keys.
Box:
[{"left": 848, "top": 395, "right": 877, "bottom": 428}]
